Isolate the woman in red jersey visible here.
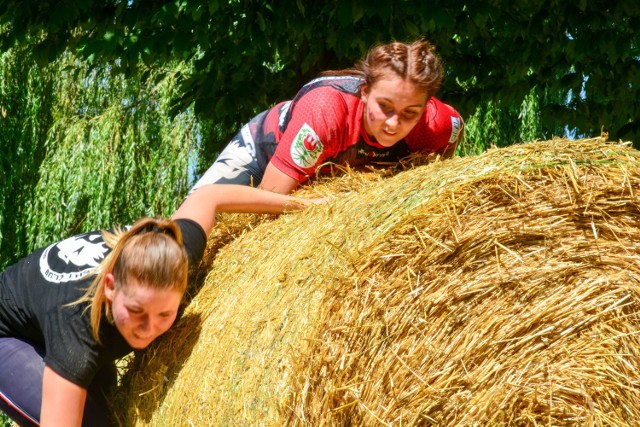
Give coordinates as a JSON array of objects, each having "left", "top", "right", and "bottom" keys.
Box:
[{"left": 191, "top": 39, "right": 464, "bottom": 195}]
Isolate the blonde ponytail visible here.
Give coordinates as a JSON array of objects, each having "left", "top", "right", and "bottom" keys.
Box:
[{"left": 74, "top": 218, "right": 189, "bottom": 343}]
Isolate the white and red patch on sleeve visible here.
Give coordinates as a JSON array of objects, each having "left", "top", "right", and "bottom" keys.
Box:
[{"left": 290, "top": 123, "right": 324, "bottom": 168}]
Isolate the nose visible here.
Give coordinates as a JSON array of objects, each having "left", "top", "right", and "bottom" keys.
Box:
[
  {"left": 138, "top": 316, "right": 151, "bottom": 333},
  {"left": 139, "top": 315, "right": 169, "bottom": 337},
  {"left": 386, "top": 111, "right": 400, "bottom": 126}
]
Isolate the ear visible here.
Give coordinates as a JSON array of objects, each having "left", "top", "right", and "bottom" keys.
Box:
[
  {"left": 360, "top": 83, "right": 370, "bottom": 102},
  {"left": 104, "top": 273, "right": 116, "bottom": 303}
]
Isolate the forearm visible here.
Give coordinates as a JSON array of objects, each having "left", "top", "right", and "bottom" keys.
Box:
[
  {"left": 212, "top": 184, "right": 309, "bottom": 213},
  {"left": 172, "top": 184, "right": 313, "bottom": 237},
  {"left": 41, "top": 366, "right": 86, "bottom": 427}
]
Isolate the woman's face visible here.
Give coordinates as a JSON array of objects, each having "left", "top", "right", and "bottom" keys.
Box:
[
  {"left": 361, "top": 75, "right": 428, "bottom": 147},
  {"left": 104, "top": 273, "right": 183, "bottom": 349}
]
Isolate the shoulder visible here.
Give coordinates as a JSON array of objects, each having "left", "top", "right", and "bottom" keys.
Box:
[
  {"left": 297, "top": 75, "right": 363, "bottom": 98},
  {"left": 426, "top": 97, "right": 461, "bottom": 118},
  {"left": 10, "top": 228, "right": 109, "bottom": 286},
  {"left": 287, "top": 76, "right": 363, "bottom": 128},
  {"left": 41, "top": 305, "right": 106, "bottom": 388},
  {"left": 175, "top": 218, "right": 207, "bottom": 267},
  {"left": 406, "top": 98, "right": 464, "bottom": 151},
  {"left": 288, "top": 76, "right": 362, "bottom": 114},
  {"left": 426, "top": 98, "right": 463, "bottom": 136}
]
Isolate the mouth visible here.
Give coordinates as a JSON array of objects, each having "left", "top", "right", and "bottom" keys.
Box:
[
  {"left": 133, "top": 331, "right": 153, "bottom": 342},
  {"left": 383, "top": 127, "right": 397, "bottom": 136}
]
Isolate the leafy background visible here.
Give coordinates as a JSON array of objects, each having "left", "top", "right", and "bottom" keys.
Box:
[
  {"left": 2, "top": 0, "right": 638, "bottom": 267},
  {"left": 2, "top": 0, "right": 638, "bottom": 152}
]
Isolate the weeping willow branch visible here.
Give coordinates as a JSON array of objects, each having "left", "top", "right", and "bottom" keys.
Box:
[{"left": 0, "top": 48, "right": 202, "bottom": 267}]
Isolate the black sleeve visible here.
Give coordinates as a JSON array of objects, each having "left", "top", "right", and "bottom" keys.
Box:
[{"left": 175, "top": 218, "right": 207, "bottom": 268}]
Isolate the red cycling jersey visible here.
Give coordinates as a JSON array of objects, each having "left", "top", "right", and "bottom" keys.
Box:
[
  {"left": 190, "top": 75, "right": 464, "bottom": 190},
  {"left": 265, "top": 76, "right": 463, "bottom": 182}
]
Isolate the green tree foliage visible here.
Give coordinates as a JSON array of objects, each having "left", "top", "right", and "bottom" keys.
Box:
[
  {"left": 0, "top": 48, "right": 200, "bottom": 269},
  {"left": 459, "top": 86, "right": 552, "bottom": 156},
  {"left": 1, "top": 0, "right": 638, "bottom": 153},
  {"left": 0, "top": 47, "right": 54, "bottom": 268}
]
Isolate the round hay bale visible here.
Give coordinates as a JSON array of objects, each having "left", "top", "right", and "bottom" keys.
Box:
[{"left": 115, "top": 137, "right": 640, "bottom": 426}]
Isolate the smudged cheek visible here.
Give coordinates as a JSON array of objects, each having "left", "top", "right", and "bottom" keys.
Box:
[
  {"left": 113, "top": 310, "right": 149, "bottom": 335},
  {"left": 367, "top": 108, "right": 388, "bottom": 125},
  {"left": 111, "top": 306, "right": 130, "bottom": 327}
]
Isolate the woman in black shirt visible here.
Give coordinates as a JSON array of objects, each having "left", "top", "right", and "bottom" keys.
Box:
[{"left": 0, "top": 184, "right": 313, "bottom": 427}]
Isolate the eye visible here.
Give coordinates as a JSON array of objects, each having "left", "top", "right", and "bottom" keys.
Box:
[
  {"left": 126, "top": 306, "right": 143, "bottom": 315},
  {"left": 400, "top": 110, "right": 420, "bottom": 121},
  {"left": 378, "top": 101, "right": 394, "bottom": 114}
]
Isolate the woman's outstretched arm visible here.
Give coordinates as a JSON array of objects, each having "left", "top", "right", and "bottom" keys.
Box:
[{"left": 171, "top": 184, "right": 323, "bottom": 237}]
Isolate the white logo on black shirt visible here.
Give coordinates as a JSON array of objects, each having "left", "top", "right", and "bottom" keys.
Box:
[{"left": 39, "top": 233, "right": 107, "bottom": 283}]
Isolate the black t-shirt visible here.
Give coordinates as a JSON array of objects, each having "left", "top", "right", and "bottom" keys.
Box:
[{"left": 0, "top": 218, "right": 206, "bottom": 388}]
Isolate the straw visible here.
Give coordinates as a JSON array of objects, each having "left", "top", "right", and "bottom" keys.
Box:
[{"left": 114, "top": 137, "right": 640, "bottom": 426}]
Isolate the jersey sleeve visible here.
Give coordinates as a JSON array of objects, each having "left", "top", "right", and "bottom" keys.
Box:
[
  {"left": 176, "top": 218, "right": 207, "bottom": 268},
  {"left": 406, "top": 97, "right": 464, "bottom": 154},
  {"left": 270, "top": 87, "right": 350, "bottom": 183}
]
